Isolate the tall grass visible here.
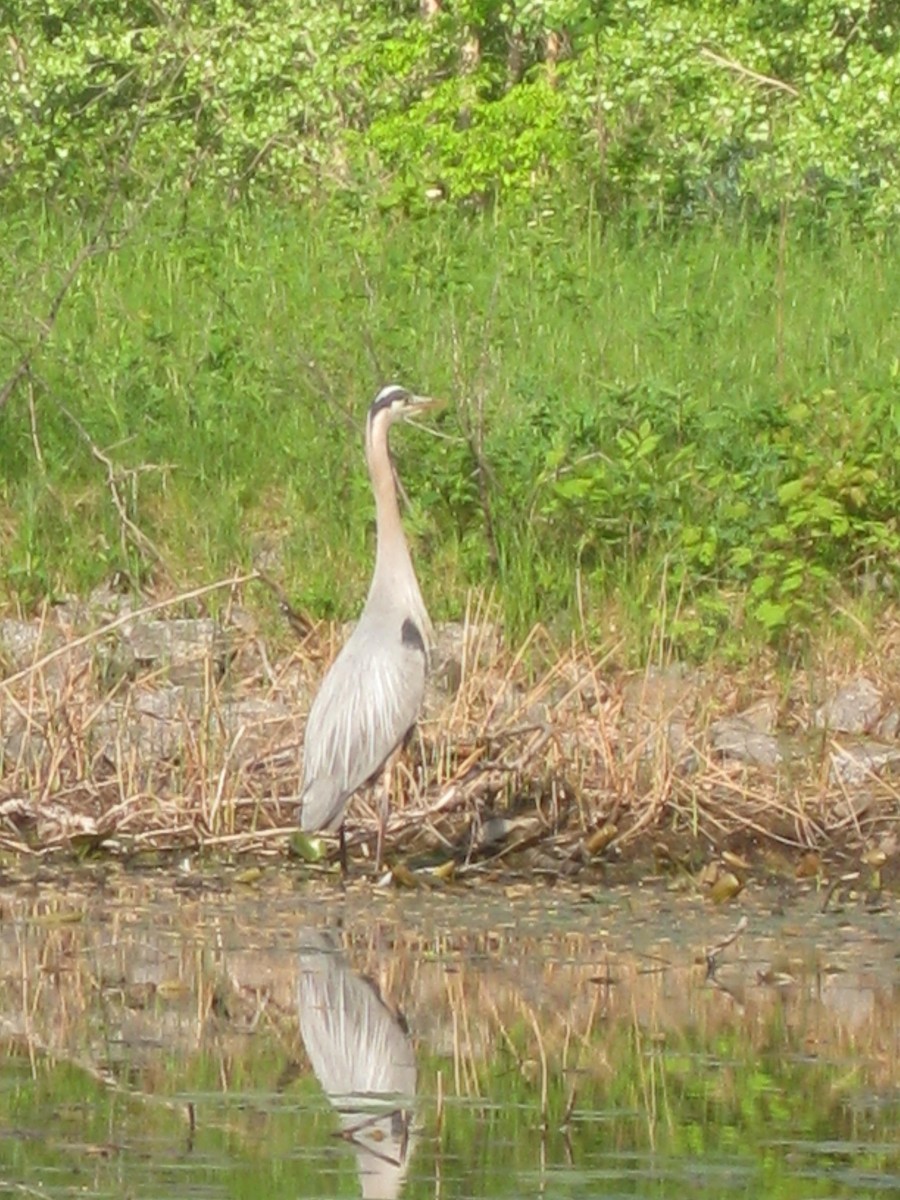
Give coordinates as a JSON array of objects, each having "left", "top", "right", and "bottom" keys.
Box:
[{"left": 0, "top": 198, "right": 897, "bottom": 656}]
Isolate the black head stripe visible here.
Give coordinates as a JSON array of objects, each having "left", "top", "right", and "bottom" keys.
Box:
[
  {"left": 370, "top": 385, "right": 409, "bottom": 418},
  {"left": 401, "top": 617, "right": 426, "bottom": 655}
]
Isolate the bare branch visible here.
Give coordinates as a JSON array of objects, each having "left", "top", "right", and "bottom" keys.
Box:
[
  {"left": 698, "top": 46, "right": 800, "bottom": 97},
  {"left": 55, "top": 398, "right": 173, "bottom": 577}
]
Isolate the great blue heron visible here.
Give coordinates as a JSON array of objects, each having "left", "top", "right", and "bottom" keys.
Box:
[
  {"left": 298, "top": 385, "right": 439, "bottom": 870},
  {"left": 297, "top": 929, "right": 417, "bottom": 1199}
]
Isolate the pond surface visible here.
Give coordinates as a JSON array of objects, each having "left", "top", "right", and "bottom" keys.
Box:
[{"left": 0, "top": 866, "right": 897, "bottom": 1199}]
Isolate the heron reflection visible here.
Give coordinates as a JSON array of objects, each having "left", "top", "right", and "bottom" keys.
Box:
[{"left": 297, "top": 929, "right": 417, "bottom": 1200}]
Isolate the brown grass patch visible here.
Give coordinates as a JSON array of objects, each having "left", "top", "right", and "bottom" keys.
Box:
[{"left": 1, "top": 581, "right": 898, "bottom": 879}]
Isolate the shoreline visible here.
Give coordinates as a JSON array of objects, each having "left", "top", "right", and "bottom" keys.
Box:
[{"left": 2, "top": 588, "right": 897, "bottom": 887}]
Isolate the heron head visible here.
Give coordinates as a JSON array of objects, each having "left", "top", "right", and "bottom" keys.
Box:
[{"left": 368, "top": 384, "right": 443, "bottom": 429}]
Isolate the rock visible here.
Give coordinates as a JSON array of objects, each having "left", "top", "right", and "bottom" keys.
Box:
[
  {"left": 128, "top": 617, "right": 228, "bottom": 670},
  {"left": 423, "top": 623, "right": 505, "bottom": 719},
  {"left": 732, "top": 698, "right": 778, "bottom": 733},
  {"left": 621, "top": 664, "right": 703, "bottom": 771},
  {"left": 429, "top": 621, "right": 503, "bottom": 695},
  {"left": 53, "top": 583, "right": 141, "bottom": 629},
  {"left": 875, "top": 709, "right": 899, "bottom": 741},
  {"left": 224, "top": 606, "right": 259, "bottom": 638},
  {"left": 815, "top": 677, "right": 883, "bottom": 735},
  {"left": 92, "top": 687, "right": 203, "bottom": 762},
  {"left": 0, "top": 619, "right": 60, "bottom": 671},
  {"left": 0, "top": 723, "right": 50, "bottom": 773},
  {"left": 829, "top": 741, "right": 900, "bottom": 786},
  {"left": 829, "top": 790, "right": 874, "bottom": 823},
  {"left": 215, "top": 697, "right": 297, "bottom": 761},
  {"left": 475, "top": 815, "right": 520, "bottom": 850},
  {"left": 710, "top": 715, "right": 785, "bottom": 768},
  {"left": 666, "top": 717, "right": 691, "bottom": 758},
  {"left": 91, "top": 687, "right": 297, "bottom": 766},
  {"left": 0, "top": 619, "right": 82, "bottom": 690},
  {"left": 108, "top": 618, "right": 233, "bottom": 686},
  {"left": 545, "top": 659, "right": 609, "bottom": 714},
  {"left": 621, "top": 664, "right": 702, "bottom": 720}
]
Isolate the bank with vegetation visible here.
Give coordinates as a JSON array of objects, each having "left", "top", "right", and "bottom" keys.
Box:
[{"left": 1, "top": 1, "right": 898, "bottom": 660}]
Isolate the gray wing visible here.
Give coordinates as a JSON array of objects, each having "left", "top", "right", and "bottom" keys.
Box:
[
  {"left": 300, "top": 614, "right": 426, "bottom": 832},
  {"left": 297, "top": 929, "right": 417, "bottom": 1097}
]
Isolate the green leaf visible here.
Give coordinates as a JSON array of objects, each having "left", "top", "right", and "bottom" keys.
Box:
[
  {"left": 288, "top": 832, "right": 325, "bottom": 863},
  {"left": 750, "top": 574, "right": 774, "bottom": 598},
  {"left": 553, "top": 477, "right": 593, "bottom": 500},
  {"left": 777, "top": 478, "right": 807, "bottom": 505},
  {"left": 754, "top": 599, "right": 790, "bottom": 630}
]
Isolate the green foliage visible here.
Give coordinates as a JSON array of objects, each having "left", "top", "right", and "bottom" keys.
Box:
[
  {"left": 2, "top": 0, "right": 899, "bottom": 222},
  {"left": 531, "top": 379, "right": 900, "bottom": 650},
  {"left": 1, "top": 200, "right": 897, "bottom": 658}
]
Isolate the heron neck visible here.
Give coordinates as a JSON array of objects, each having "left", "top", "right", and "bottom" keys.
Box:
[{"left": 366, "top": 422, "right": 429, "bottom": 628}]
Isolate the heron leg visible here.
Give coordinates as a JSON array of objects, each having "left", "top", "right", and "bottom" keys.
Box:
[
  {"left": 374, "top": 750, "right": 400, "bottom": 872},
  {"left": 338, "top": 825, "right": 348, "bottom": 877},
  {"left": 374, "top": 779, "right": 389, "bottom": 873}
]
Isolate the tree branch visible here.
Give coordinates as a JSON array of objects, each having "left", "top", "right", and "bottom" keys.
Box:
[{"left": 698, "top": 46, "right": 800, "bottom": 98}]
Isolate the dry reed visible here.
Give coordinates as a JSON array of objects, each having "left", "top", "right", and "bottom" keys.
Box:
[{"left": 1, "top": 582, "right": 898, "bottom": 875}]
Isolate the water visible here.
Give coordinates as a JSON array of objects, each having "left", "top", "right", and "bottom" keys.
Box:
[{"left": 0, "top": 865, "right": 897, "bottom": 1198}]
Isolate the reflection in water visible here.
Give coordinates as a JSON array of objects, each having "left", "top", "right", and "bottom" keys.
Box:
[
  {"left": 297, "top": 929, "right": 417, "bottom": 1200},
  {"left": 0, "top": 879, "right": 897, "bottom": 1198}
]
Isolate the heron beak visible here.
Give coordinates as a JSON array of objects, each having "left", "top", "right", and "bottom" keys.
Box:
[{"left": 404, "top": 394, "right": 445, "bottom": 422}]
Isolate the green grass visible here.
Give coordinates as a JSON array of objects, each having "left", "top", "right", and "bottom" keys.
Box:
[{"left": 0, "top": 196, "right": 897, "bottom": 657}]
